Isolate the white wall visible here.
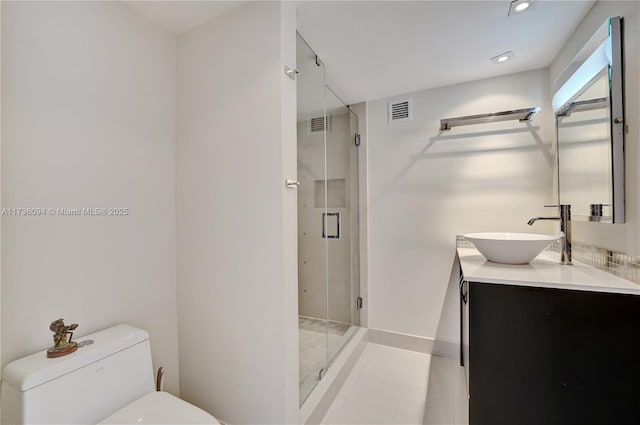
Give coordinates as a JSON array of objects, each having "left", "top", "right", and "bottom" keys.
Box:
[
  {"left": 1, "top": 1, "right": 180, "bottom": 393},
  {"left": 549, "top": 1, "right": 640, "bottom": 255},
  {"left": 176, "top": 2, "right": 299, "bottom": 423},
  {"left": 366, "top": 69, "right": 554, "bottom": 344}
]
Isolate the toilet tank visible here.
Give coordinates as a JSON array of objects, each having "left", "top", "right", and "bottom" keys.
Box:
[{"left": 1, "top": 324, "right": 155, "bottom": 424}]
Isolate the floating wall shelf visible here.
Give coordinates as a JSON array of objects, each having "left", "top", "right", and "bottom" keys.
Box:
[
  {"left": 557, "top": 98, "right": 607, "bottom": 117},
  {"left": 440, "top": 107, "right": 541, "bottom": 131}
]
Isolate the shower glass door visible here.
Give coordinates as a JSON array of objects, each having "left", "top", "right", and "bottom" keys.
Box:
[
  {"left": 297, "top": 33, "right": 360, "bottom": 406},
  {"left": 297, "top": 33, "right": 329, "bottom": 404},
  {"left": 323, "top": 87, "right": 360, "bottom": 366}
]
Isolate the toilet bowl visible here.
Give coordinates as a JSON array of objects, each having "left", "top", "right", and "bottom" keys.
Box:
[{"left": 0, "top": 324, "right": 220, "bottom": 424}]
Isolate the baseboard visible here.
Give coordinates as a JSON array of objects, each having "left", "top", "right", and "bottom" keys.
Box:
[
  {"left": 300, "top": 327, "right": 368, "bottom": 424},
  {"left": 368, "top": 328, "right": 434, "bottom": 354},
  {"left": 432, "top": 339, "right": 460, "bottom": 359},
  {"left": 368, "top": 328, "right": 460, "bottom": 359}
]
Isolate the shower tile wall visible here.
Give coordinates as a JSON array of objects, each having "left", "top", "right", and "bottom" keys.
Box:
[{"left": 297, "top": 112, "right": 354, "bottom": 324}]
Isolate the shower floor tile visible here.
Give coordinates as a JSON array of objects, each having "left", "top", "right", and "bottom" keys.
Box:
[
  {"left": 299, "top": 316, "right": 354, "bottom": 403},
  {"left": 299, "top": 316, "right": 350, "bottom": 335}
]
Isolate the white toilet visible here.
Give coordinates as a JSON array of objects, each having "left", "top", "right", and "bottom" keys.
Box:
[{"left": 1, "top": 324, "right": 220, "bottom": 424}]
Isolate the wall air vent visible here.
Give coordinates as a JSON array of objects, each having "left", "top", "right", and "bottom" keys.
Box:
[
  {"left": 310, "top": 115, "right": 331, "bottom": 133},
  {"left": 388, "top": 98, "right": 412, "bottom": 123}
]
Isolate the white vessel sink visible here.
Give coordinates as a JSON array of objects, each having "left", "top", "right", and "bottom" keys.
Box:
[{"left": 463, "top": 232, "right": 558, "bottom": 265}]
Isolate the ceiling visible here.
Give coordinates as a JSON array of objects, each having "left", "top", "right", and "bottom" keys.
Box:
[
  {"left": 125, "top": 1, "right": 242, "bottom": 34},
  {"left": 125, "top": 0, "right": 595, "bottom": 104},
  {"left": 296, "top": 1, "right": 595, "bottom": 104}
]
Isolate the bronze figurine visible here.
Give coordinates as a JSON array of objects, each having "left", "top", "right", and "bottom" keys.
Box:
[{"left": 47, "top": 319, "right": 79, "bottom": 358}]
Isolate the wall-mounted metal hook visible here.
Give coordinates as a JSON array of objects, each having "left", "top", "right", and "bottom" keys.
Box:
[
  {"left": 284, "top": 66, "right": 299, "bottom": 80},
  {"left": 285, "top": 179, "right": 300, "bottom": 188}
]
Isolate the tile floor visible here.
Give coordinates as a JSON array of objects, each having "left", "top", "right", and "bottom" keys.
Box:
[{"left": 321, "top": 343, "right": 468, "bottom": 425}]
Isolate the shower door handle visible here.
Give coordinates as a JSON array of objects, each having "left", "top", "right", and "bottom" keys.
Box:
[{"left": 322, "top": 212, "right": 340, "bottom": 239}]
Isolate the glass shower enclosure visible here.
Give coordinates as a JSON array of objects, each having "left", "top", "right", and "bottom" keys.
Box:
[{"left": 296, "top": 33, "right": 361, "bottom": 405}]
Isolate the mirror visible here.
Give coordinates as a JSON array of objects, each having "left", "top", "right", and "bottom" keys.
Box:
[{"left": 554, "top": 17, "right": 625, "bottom": 223}]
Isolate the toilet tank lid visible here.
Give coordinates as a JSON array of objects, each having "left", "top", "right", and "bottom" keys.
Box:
[
  {"left": 2, "top": 324, "right": 149, "bottom": 391},
  {"left": 98, "top": 391, "right": 220, "bottom": 424}
]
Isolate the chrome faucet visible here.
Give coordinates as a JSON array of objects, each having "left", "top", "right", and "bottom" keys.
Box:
[{"left": 528, "top": 204, "right": 572, "bottom": 265}]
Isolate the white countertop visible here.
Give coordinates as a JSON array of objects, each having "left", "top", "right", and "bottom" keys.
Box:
[{"left": 457, "top": 247, "right": 640, "bottom": 295}]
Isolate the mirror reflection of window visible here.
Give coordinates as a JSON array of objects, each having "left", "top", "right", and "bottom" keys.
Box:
[{"left": 557, "top": 72, "right": 612, "bottom": 220}]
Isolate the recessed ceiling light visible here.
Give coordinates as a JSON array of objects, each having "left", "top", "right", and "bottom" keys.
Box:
[
  {"left": 491, "top": 51, "right": 515, "bottom": 64},
  {"left": 508, "top": 0, "right": 534, "bottom": 16}
]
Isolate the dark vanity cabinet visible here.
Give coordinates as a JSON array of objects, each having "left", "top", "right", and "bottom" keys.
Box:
[{"left": 462, "top": 280, "right": 640, "bottom": 425}]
